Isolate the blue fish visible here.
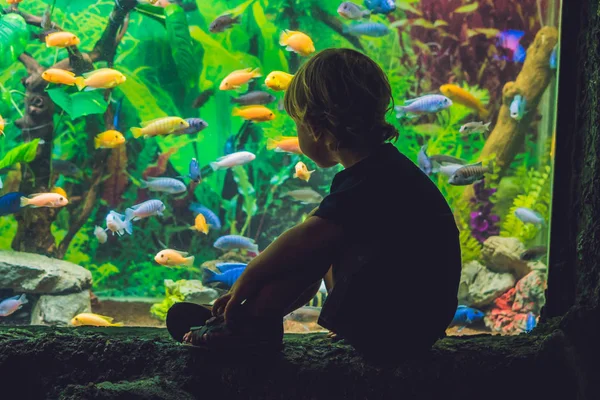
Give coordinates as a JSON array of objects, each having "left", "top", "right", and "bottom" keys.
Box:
[
  {"left": 417, "top": 145, "right": 432, "bottom": 175},
  {"left": 113, "top": 97, "right": 123, "bottom": 131},
  {"left": 0, "top": 192, "right": 25, "bottom": 217},
  {"left": 395, "top": 95, "right": 452, "bottom": 117},
  {"left": 216, "top": 262, "right": 248, "bottom": 272},
  {"left": 189, "top": 203, "right": 222, "bottom": 229},
  {"left": 181, "top": 158, "right": 201, "bottom": 183},
  {"left": 213, "top": 234, "right": 259, "bottom": 254},
  {"left": 451, "top": 305, "right": 485, "bottom": 326},
  {"left": 343, "top": 22, "right": 390, "bottom": 37},
  {"left": 203, "top": 266, "right": 245, "bottom": 288},
  {"left": 496, "top": 30, "right": 526, "bottom": 63},
  {"left": 224, "top": 136, "right": 235, "bottom": 155},
  {"left": 175, "top": 118, "right": 208, "bottom": 135},
  {"left": 363, "top": 0, "right": 395, "bottom": 14},
  {"left": 525, "top": 312, "right": 537, "bottom": 333},
  {"left": 549, "top": 45, "right": 558, "bottom": 70},
  {"left": 509, "top": 95, "right": 527, "bottom": 121}
]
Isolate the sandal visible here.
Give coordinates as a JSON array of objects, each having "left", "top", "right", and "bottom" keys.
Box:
[{"left": 184, "top": 315, "right": 284, "bottom": 354}]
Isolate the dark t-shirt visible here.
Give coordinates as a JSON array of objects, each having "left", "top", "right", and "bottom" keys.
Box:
[{"left": 314, "top": 143, "right": 461, "bottom": 352}]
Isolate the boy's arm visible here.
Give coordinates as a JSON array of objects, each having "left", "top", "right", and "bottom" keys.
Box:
[
  {"left": 223, "top": 215, "right": 343, "bottom": 319},
  {"left": 244, "top": 214, "right": 343, "bottom": 283}
]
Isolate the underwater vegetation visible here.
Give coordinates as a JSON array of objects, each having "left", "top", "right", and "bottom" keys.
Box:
[{"left": 0, "top": 0, "right": 559, "bottom": 336}]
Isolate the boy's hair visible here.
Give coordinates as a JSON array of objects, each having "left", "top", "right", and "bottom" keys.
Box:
[{"left": 284, "top": 48, "right": 398, "bottom": 149}]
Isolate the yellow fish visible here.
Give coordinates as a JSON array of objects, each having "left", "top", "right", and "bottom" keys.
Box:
[
  {"left": 219, "top": 68, "right": 261, "bottom": 90},
  {"left": 294, "top": 162, "right": 315, "bottom": 182},
  {"left": 71, "top": 313, "right": 124, "bottom": 327},
  {"left": 94, "top": 130, "right": 126, "bottom": 149},
  {"left": 232, "top": 106, "right": 275, "bottom": 122},
  {"left": 440, "top": 84, "right": 489, "bottom": 118},
  {"left": 7, "top": 0, "right": 23, "bottom": 4},
  {"left": 0, "top": 114, "right": 6, "bottom": 136},
  {"left": 267, "top": 136, "right": 302, "bottom": 154},
  {"left": 279, "top": 30, "right": 315, "bottom": 56},
  {"left": 52, "top": 187, "right": 68, "bottom": 198},
  {"left": 190, "top": 214, "right": 209, "bottom": 234},
  {"left": 265, "top": 71, "right": 294, "bottom": 91},
  {"left": 20, "top": 192, "right": 68, "bottom": 208},
  {"left": 154, "top": 249, "right": 195, "bottom": 267},
  {"left": 76, "top": 68, "right": 126, "bottom": 91},
  {"left": 45, "top": 31, "right": 80, "bottom": 48},
  {"left": 42, "top": 68, "right": 85, "bottom": 87},
  {"left": 131, "top": 117, "right": 189, "bottom": 139}
]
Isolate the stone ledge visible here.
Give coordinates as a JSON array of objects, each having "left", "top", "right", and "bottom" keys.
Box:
[{"left": 0, "top": 321, "right": 579, "bottom": 400}]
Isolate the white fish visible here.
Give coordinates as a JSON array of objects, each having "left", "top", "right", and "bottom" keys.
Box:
[
  {"left": 459, "top": 121, "right": 491, "bottom": 135},
  {"left": 94, "top": 225, "right": 108, "bottom": 244},
  {"left": 125, "top": 199, "right": 166, "bottom": 221},
  {"left": 140, "top": 177, "right": 187, "bottom": 194},
  {"left": 210, "top": 151, "right": 256, "bottom": 171},
  {"left": 514, "top": 207, "right": 545, "bottom": 226},
  {"left": 284, "top": 189, "right": 323, "bottom": 204},
  {"left": 434, "top": 163, "right": 464, "bottom": 177},
  {"left": 105, "top": 210, "right": 133, "bottom": 236},
  {"left": 0, "top": 294, "right": 27, "bottom": 317}
]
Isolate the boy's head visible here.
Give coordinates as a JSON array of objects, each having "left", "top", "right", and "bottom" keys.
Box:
[{"left": 284, "top": 48, "right": 398, "bottom": 167}]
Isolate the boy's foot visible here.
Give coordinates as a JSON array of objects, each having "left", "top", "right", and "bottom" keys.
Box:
[
  {"left": 182, "top": 315, "right": 284, "bottom": 353},
  {"left": 326, "top": 330, "right": 344, "bottom": 341}
]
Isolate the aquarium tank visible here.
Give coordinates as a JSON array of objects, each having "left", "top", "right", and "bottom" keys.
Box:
[{"left": 0, "top": 0, "right": 560, "bottom": 335}]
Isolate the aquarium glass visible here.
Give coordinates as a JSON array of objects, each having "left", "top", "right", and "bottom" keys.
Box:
[{"left": 0, "top": 0, "right": 560, "bottom": 336}]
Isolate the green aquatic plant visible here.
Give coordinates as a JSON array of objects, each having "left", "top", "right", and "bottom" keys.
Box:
[
  {"left": 150, "top": 279, "right": 187, "bottom": 322},
  {"left": 0, "top": 13, "right": 28, "bottom": 69},
  {"left": 87, "top": 262, "right": 120, "bottom": 289},
  {"left": 0, "top": 139, "right": 42, "bottom": 170},
  {"left": 46, "top": 87, "right": 108, "bottom": 119},
  {"left": 459, "top": 228, "right": 482, "bottom": 264},
  {"left": 164, "top": 4, "right": 199, "bottom": 88},
  {"left": 500, "top": 165, "right": 552, "bottom": 244},
  {"left": 232, "top": 165, "right": 257, "bottom": 236}
]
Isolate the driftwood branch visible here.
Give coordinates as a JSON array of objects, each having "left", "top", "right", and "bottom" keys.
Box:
[{"left": 459, "top": 27, "right": 559, "bottom": 206}]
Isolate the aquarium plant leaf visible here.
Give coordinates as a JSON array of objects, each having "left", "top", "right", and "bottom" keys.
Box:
[
  {"left": 0, "top": 139, "right": 41, "bottom": 170},
  {"left": 232, "top": 166, "right": 257, "bottom": 235},
  {"left": 134, "top": 3, "right": 166, "bottom": 25},
  {"left": 102, "top": 146, "right": 128, "bottom": 208},
  {"left": 250, "top": 1, "right": 289, "bottom": 73},
  {"left": 396, "top": 0, "right": 422, "bottom": 16},
  {"left": 226, "top": 0, "right": 257, "bottom": 18},
  {"left": 165, "top": 4, "right": 199, "bottom": 88},
  {"left": 0, "top": 14, "right": 29, "bottom": 69},
  {"left": 410, "top": 19, "right": 435, "bottom": 29},
  {"left": 46, "top": 88, "right": 108, "bottom": 119},
  {"left": 433, "top": 20, "right": 449, "bottom": 28},
  {"left": 41, "top": 0, "right": 90, "bottom": 12},
  {"left": 454, "top": 3, "right": 479, "bottom": 14}
]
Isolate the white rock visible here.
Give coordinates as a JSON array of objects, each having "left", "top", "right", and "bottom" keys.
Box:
[
  {"left": 468, "top": 264, "right": 516, "bottom": 308},
  {"left": 481, "top": 236, "right": 531, "bottom": 279},
  {"left": 0, "top": 251, "right": 92, "bottom": 294},
  {"left": 164, "top": 279, "right": 220, "bottom": 305},
  {"left": 458, "top": 261, "right": 485, "bottom": 306},
  {"left": 30, "top": 290, "right": 91, "bottom": 326}
]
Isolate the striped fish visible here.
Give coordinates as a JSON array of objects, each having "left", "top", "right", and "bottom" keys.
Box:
[
  {"left": 306, "top": 291, "right": 327, "bottom": 308},
  {"left": 213, "top": 234, "right": 259, "bottom": 253},
  {"left": 448, "top": 162, "right": 489, "bottom": 186},
  {"left": 140, "top": 177, "right": 187, "bottom": 194},
  {"left": 189, "top": 203, "right": 222, "bottom": 229},
  {"left": 125, "top": 199, "right": 165, "bottom": 221}
]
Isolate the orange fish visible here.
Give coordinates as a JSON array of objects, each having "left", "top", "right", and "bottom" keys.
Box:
[
  {"left": 45, "top": 31, "right": 80, "bottom": 48},
  {"left": 440, "top": 84, "right": 489, "bottom": 118},
  {"left": 0, "top": 114, "right": 6, "bottom": 136},
  {"left": 265, "top": 71, "right": 294, "bottom": 91},
  {"left": 6, "top": 0, "right": 23, "bottom": 4},
  {"left": 219, "top": 68, "right": 261, "bottom": 90},
  {"left": 155, "top": 249, "right": 195, "bottom": 267},
  {"left": 42, "top": 68, "right": 84, "bottom": 87},
  {"left": 294, "top": 162, "right": 314, "bottom": 182},
  {"left": 190, "top": 214, "right": 209, "bottom": 234},
  {"left": 71, "top": 313, "right": 124, "bottom": 327},
  {"left": 267, "top": 136, "right": 302, "bottom": 154},
  {"left": 550, "top": 134, "right": 556, "bottom": 158},
  {"left": 94, "top": 130, "right": 126, "bottom": 149},
  {"left": 232, "top": 106, "right": 275, "bottom": 122},
  {"left": 52, "top": 187, "right": 68, "bottom": 198},
  {"left": 279, "top": 30, "right": 315, "bottom": 56},
  {"left": 20, "top": 192, "right": 69, "bottom": 208},
  {"left": 77, "top": 68, "right": 126, "bottom": 91}
]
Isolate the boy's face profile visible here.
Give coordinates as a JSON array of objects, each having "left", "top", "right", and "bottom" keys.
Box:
[{"left": 296, "top": 119, "right": 338, "bottom": 168}]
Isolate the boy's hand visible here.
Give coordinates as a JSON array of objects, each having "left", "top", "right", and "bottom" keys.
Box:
[
  {"left": 212, "top": 292, "right": 232, "bottom": 317},
  {"left": 223, "top": 270, "right": 261, "bottom": 323}
]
